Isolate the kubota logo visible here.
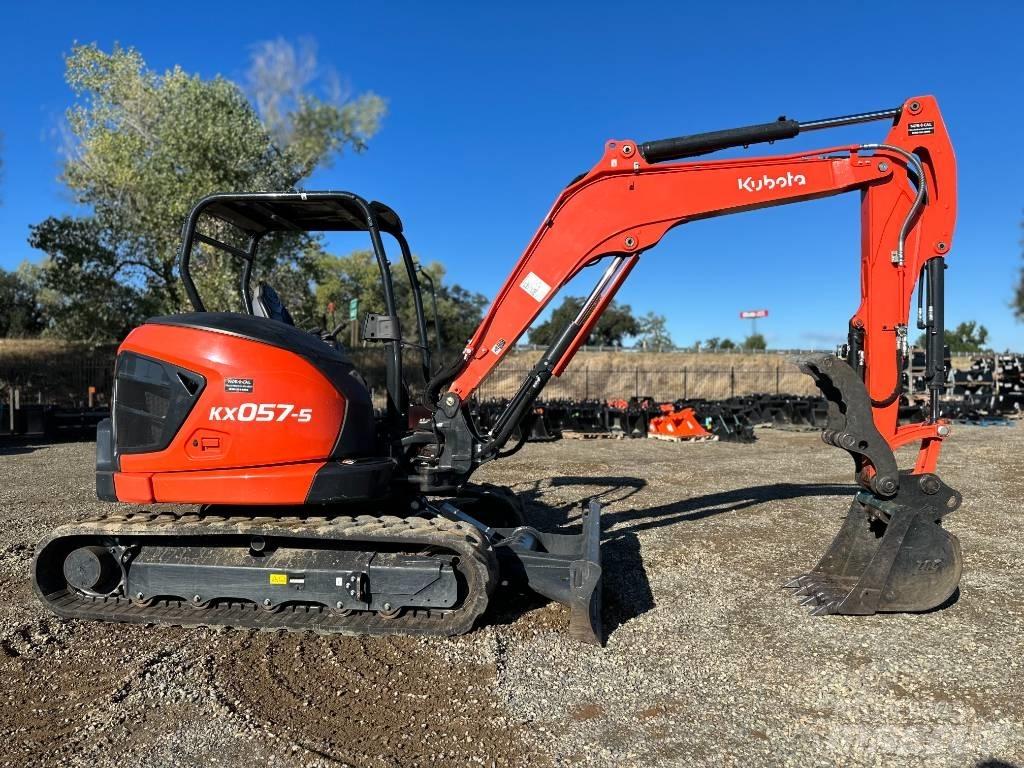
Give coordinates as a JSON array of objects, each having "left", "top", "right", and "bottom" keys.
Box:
[
  {"left": 737, "top": 172, "right": 807, "bottom": 193},
  {"left": 209, "top": 403, "right": 312, "bottom": 423}
]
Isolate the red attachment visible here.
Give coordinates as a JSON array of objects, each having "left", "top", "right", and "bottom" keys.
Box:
[
  {"left": 648, "top": 407, "right": 713, "bottom": 442},
  {"left": 450, "top": 95, "right": 956, "bottom": 476}
]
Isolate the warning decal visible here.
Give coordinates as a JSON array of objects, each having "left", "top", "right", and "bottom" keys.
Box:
[
  {"left": 225, "top": 378, "right": 254, "bottom": 393},
  {"left": 907, "top": 121, "right": 935, "bottom": 136},
  {"left": 269, "top": 573, "right": 288, "bottom": 585},
  {"left": 519, "top": 272, "right": 551, "bottom": 302}
]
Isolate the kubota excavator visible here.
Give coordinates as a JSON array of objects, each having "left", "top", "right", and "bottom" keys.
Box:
[{"left": 34, "top": 95, "right": 961, "bottom": 645}]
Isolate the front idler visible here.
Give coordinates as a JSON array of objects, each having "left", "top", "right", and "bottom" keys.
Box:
[{"left": 786, "top": 471, "right": 962, "bottom": 614}]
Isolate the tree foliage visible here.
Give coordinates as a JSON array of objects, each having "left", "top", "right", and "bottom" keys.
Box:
[
  {"left": 742, "top": 333, "right": 767, "bottom": 351},
  {"left": 27, "top": 217, "right": 153, "bottom": 340},
  {"left": 701, "top": 337, "right": 736, "bottom": 351},
  {"left": 1016, "top": 213, "right": 1024, "bottom": 321},
  {"left": 916, "top": 320, "right": 989, "bottom": 353},
  {"left": 636, "top": 312, "right": 674, "bottom": 350},
  {"left": 29, "top": 42, "right": 386, "bottom": 338},
  {"left": 0, "top": 265, "right": 44, "bottom": 337},
  {"left": 529, "top": 296, "right": 640, "bottom": 347},
  {"left": 314, "top": 250, "right": 488, "bottom": 352},
  {"left": 246, "top": 38, "right": 385, "bottom": 177}
]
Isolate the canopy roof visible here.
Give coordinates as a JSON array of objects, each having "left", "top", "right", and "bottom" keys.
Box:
[{"left": 195, "top": 192, "right": 404, "bottom": 235}]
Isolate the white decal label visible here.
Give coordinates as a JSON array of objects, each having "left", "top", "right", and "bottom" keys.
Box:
[
  {"left": 209, "top": 403, "right": 312, "bottom": 423},
  {"left": 737, "top": 171, "right": 806, "bottom": 193},
  {"left": 519, "top": 272, "right": 551, "bottom": 302}
]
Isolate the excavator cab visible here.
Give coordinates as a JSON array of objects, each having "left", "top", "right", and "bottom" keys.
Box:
[{"left": 177, "top": 192, "right": 432, "bottom": 421}]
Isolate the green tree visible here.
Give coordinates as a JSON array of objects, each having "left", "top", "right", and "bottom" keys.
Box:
[
  {"left": 742, "top": 333, "right": 767, "bottom": 350},
  {"left": 314, "top": 250, "right": 488, "bottom": 352},
  {"left": 30, "top": 41, "right": 385, "bottom": 338},
  {"left": 0, "top": 264, "right": 44, "bottom": 337},
  {"left": 636, "top": 312, "right": 673, "bottom": 350},
  {"left": 1016, "top": 213, "right": 1024, "bottom": 320},
  {"left": 702, "top": 337, "right": 737, "bottom": 351},
  {"left": 28, "top": 217, "right": 156, "bottom": 340},
  {"left": 916, "top": 320, "right": 989, "bottom": 353},
  {"left": 529, "top": 296, "right": 640, "bottom": 347}
]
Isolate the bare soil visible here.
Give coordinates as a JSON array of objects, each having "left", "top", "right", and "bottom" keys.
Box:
[{"left": 1, "top": 424, "right": 1022, "bottom": 767}]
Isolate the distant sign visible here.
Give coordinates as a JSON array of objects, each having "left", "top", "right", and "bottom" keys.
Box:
[
  {"left": 739, "top": 309, "right": 769, "bottom": 319},
  {"left": 349, "top": 298, "right": 359, "bottom": 320}
]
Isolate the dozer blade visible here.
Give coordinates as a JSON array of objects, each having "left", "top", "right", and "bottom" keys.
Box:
[
  {"left": 785, "top": 472, "right": 962, "bottom": 614},
  {"left": 494, "top": 500, "right": 603, "bottom": 645}
]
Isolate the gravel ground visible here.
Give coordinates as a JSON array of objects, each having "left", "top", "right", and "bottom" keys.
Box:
[{"left": 1, "top": 425, "right": 1021, "bottom": 767}]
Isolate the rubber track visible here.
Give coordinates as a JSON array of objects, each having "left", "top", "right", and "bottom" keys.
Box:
[{"left": 33, "top": 511, "right": 497, "bottom": 637}]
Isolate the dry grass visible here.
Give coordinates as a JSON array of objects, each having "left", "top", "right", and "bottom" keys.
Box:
[
  {"left": 484, "top": 350, "right": 827, "bottom": 400},
  {"left": 0, "top": 339, "right": 113, "bottom": 361},
  {"left": 475, "top": 348, "right": 979, "bottom": 401}
]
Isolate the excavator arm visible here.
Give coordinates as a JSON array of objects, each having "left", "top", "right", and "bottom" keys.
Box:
[{"left": 429, "top": 96, "right": 962, "bottom": 618}]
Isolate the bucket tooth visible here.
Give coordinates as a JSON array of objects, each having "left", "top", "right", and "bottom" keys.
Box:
[{"left": 810, "top": 601, "right": 839, "bottom": 616}]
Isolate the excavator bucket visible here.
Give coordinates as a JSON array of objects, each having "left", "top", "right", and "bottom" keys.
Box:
[
  {"left": 786, "top": 474, "right": 962, "bottom": 614},
  {"left": 787, "top": 355, "right": 964, "bottom": 614}
]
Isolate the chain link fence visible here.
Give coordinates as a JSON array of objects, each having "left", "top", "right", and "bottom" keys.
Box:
[{"left": 0, "top": 348, "right": 116, "bottom": 409}]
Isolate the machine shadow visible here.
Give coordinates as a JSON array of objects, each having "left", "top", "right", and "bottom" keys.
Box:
[
  {"left": 0, "top": 441, "right": 40, "bottom": 456},
  {"left": 486, "top": 477, "right": 855, "bottom": 641},
  {"left": 516, "top": 476, "right": 856, "bottom": 535}
]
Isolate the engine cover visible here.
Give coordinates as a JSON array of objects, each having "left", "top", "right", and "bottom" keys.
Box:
[{"left": 97, "top": 313, "right": 378, "bottom": 505}]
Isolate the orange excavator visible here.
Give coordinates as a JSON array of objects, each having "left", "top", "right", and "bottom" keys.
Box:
[{"left": 34, "top": 96, "right": 960, "bottom": 644}]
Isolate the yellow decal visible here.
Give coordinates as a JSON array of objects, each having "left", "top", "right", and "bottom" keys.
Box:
[{"left": 269, "top": 573, "right": 288, "bottom": 585}]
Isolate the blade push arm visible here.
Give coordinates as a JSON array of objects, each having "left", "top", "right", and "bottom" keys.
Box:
[{"left": 447, "top": 96, "right": 955, "bottom": 469}]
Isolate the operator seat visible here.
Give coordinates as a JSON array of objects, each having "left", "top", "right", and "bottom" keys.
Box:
[{"left": 252, "top": 281, "right": 294, "bottom": 326}]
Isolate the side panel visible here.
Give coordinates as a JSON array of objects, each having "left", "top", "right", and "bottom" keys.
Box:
[
  {"left": 149, "top": 462, "right": 325, "bottom": 504},
  {"left": 117, "top": 324, "right": 345, "bottom": 474}
]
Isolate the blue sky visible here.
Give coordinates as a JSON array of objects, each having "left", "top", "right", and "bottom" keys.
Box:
[{"left": 1, "top": 1, "right": 1021, "bottom": 349}]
